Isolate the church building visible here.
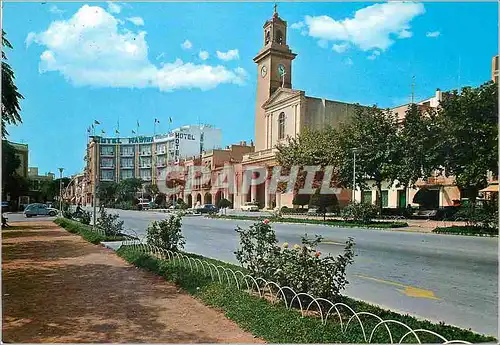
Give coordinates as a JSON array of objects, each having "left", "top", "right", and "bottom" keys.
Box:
[{"left": 235, "top": 6, "right": 359, "bottom": 209}]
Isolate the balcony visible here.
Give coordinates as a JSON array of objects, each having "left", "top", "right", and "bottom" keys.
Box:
[
  {"left": 140, "top": 151, "right": 152, "bottom": 157},
  {"left": 120, "top": 165, "right": 134, "bottom": 169},
  {"left": 141, "top": 176, "right": 152, "bottom": 181},
  {"left": 100, "top": 165, "right": 115, "bottom": 169},
  {"left": 140, "top": 164, "right": 152, "bottom": 169},
  {"left": 120, "top": 152, "right": 134, "bottom": 157},
  {"left": 100, "top": 176, "right": 114, "bottom": 182},
  {"left": 156, "top": 149, "right": 167, "bottom": 155}
]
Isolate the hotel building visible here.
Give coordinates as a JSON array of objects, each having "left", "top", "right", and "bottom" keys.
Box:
[{"left": 84, "top": 124, "right": 221, "bottom": 204}]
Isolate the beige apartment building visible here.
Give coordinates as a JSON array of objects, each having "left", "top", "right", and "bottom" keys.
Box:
[{"left": 492, "top": 55, "right": 498, "bottom": 83}]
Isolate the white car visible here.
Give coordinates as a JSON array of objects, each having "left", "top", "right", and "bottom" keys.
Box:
[{"left": 241, "top": 202, "right": 259, "bottom": 212}]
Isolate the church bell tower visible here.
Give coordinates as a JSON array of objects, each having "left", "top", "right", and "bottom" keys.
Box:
[{"left": 253, "top": 4, "right": 297, "bottom": 152}]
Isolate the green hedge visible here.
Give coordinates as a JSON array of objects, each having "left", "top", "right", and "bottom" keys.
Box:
[
  {"left": 433, "top": 226, "right": 498, "bottom": 237},
  {"left": 208, "top": 215, "right": 408, "bottom": 229},
  {"left": 116, "top": 247, "right": 495, "bottom": 343},
  {"left": 54, "top": 218, "right": 130, "bottom": 244}
]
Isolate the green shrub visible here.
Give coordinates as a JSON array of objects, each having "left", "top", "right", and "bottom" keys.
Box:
[
  {"left": 341, "top": 202, "right": 378, "bottom": 224},
  {"left": 455, "top": 201, "right": 498, "bottom": 229},
  {"left": 235, "top": 220, "right": 355, "bottom": 299},
  {"left": 234, "top": 220, "right": 281, "bottom": 280},
  {"left": 217, "top": 198, "right": 232, "bottom": 209},
  {"left": 146, "top": 214, "right": 185, "bottom": 251},
  {"left": 433, "top": 225, "right": 498, "bottom": 236},
  {"left": 96, "top": 207, "right": 124, "bottom": 236}
]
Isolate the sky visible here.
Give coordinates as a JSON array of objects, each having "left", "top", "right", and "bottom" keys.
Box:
[{"left": 3, "top": 1, "right": 498, "bottom": 176}]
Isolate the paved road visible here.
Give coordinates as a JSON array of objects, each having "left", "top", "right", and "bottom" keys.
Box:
[{"left": 8, "top": 209, "right": 498, "bottom": 336}]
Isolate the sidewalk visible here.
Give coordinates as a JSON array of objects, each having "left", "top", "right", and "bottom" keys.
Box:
[{"left": 2, "top": 221, "right": 263, "bottom": 343}]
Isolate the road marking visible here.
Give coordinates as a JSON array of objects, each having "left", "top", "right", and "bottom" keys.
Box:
[
  {"left": 322, "top": 240, "right": 344, "bottom": 245},
  {"left": 354, "top": 274, "right": 440, "bottom": 300}
]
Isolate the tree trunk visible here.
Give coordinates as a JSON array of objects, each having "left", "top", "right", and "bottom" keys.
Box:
[{"left": 376, "top": 181, "right": 383, "bottom": 217}]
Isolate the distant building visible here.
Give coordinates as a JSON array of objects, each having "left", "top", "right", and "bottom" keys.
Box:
[
  {"left": 5, "top": 140, "right": 28, "bottom": 178},
  {"left": 492, "top": 55, "right": 498, "bottom": 83},
  {"left": 28, "top": 167, "right": 55, "bottom": 192}
]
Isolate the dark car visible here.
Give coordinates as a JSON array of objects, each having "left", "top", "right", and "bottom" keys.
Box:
[{"left": 195, "top": 204, "right": 219, "bottom": 214}]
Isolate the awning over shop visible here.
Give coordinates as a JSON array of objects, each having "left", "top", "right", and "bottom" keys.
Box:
[{"left": 480, "top": 184, "right": 498, "bottom": 193}]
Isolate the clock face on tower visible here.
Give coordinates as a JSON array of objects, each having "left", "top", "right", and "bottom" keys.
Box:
[
  {"left": 278, "top": 64, "right": 286, "bottom": 76},
  {"left": 260, "top": 65, "right": 267, "bottom": 78}
]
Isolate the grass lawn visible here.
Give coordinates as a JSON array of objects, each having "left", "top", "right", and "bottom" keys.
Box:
[
  {"left": 208, "top": 214, "right": 408, "bottom": 229},
  {"left": 117, "top": 246, "right": 495, "bottom": 344},
  {"left": 54, "top": 218, "right": 132, "bottom": 244}
]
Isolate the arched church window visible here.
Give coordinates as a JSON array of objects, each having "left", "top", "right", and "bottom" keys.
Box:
[
  {"left": 276, "top": 30, "right": 284, "bottom": 45},
  {"left": 278, "top": 112, "right": 285, "bottom": 140},
  {"left": 265, "top": 31, "right": 271, "bottom": 45}
]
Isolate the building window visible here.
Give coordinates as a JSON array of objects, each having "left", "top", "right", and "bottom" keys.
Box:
[
  {"left": 362, "top": 191, "right": 372, "bottom": 204},
  {"left": 278, "top": 112, "right": 285, "bottom": 140},
  {"left": 101, "top": 170, "right": 114, "bottom": 181},
  {"left": 121, "top": 158, "right": 134, "bottom": 168},
  {"left": 140, "top": 170, "right": 151, "bottom": 181},
  {"left": 265, "top": 30, "right": 270, "bottom": 45},
  {"left": 140, "top": 145, "right": 151, "bottom": 155},
  {"left": 101, "top": 146, "right": 114, "bottom": 156},
  {"left": 140, "top": 157, "right": 151, "bottom": 168},
  {"left": 121, "top": 146, "right": 134, "bottom": 156},
  {"left": 381, "top": 190, "right": 389, "bottom": 208},
  {"left": 121, "top": 170, "right": 133, "bottom": 180},
  {"left": 101, "top": 158, "right": 114, "bottom": 167}
]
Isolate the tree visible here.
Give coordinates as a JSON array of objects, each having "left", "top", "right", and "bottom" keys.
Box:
[
  {"left": 154, "top": 192, "right": 166, "bottom": 206},
  {"left": 292, "top": 193, "right": 310, "bottom": 208},
  {"left": 395, "top": 103, "right": 441, "bottom": 189},
  {"left": 436, "top": 82, "right": 498, "bottom": 200},
  {"left": 2, "top": 30, "right": 23, "bottom": 138},
  {"left": 97, "top": 181, "right": 118, "bottom": 205},
  {"left": 145, "top": 183, "right": 159, "bottom": 199},
  {"left": 336, "top": 105, "right": 400, "bottom": 215},
  {"left": 217, "top": 198, "right": 232, "bottom": 214},
  {"left": 116, "top": 178, "right": 143, "bottom": 202},
  {"left": 309, "top": 189, "right": 338, "bottom": 220}
]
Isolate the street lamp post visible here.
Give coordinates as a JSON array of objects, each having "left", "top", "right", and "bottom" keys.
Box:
[
  {"left": 58, "top": 168, "right": 64, "bottom": 214},
  {"left": 352, "top": 148, "right": 358, "bottom": 203}
]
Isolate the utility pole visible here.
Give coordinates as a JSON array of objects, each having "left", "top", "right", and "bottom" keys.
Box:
[
  {"left": 58, "top": 168, "right": 64, "bottom": 214},
  {"left": 352, "top": 148, "right": 358, "bottom": 203},
  {"left": 92, "top": 137, "right": 98, "bottom": 231}
]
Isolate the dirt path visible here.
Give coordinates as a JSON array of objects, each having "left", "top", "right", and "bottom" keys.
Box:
[{"left": 2, "top": 221, "right": 263, "bottom": 343}]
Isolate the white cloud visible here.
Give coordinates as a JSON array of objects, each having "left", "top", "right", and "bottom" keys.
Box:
[
  {"left": 199, "top": 50, "right": 209, "bottom": 60},
  {"left": 291, "top": 21, "right": 305, "bottom": 30},
  {"left": 300, "top": 2, "right": 425, "bottom": 52},
  {"left": 181, "top": 39, "right": 193, "bottom": 50},
  {"left": 345, "top": 57, "right": 353, "bottom": 65},
  {"left": 156, "top": 52, "right": 165, "bottom": 60},
  {"left": 332, "top": 42, "right": 349, "bottom": 53},
  {"left": 367, "top": 50, "right": 381, "bottom": 60},
  {"left": 27, "top": 5, "right": 247, "bottom": 92},
  {"left": 426, "top": 31, "right": 440, "bottom": 38},
  {"left": 126, "top": 17, "right": 144, "bottom": 26},
  {"left": 216, "top": 49, "right": 239, "bottom": 61},
  {"left": 398, "top": 29, "right": 413, "bottom": 39},
  {"left": 107, "top": 1, "right": 121, "bottom": 14},
  {"left": 49, "top": 5, "right": 65, "bottom": 15}
]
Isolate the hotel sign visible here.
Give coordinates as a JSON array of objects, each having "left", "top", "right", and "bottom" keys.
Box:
[{"left": 100, "top": 136, "right": 154, "bottom": 144}]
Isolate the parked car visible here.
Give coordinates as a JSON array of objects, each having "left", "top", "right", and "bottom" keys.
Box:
[
  {"left": 241, "top": 202, "right": 259, "bottom": 212},
  {"left": 1, "top": 201, "right": 9, "bottom": 213},
  {"left": 195, "top": 204, "right": 218, "bottom": 214},
  {"left": 24, "top": 203, "right": 59, "bottom": 217}
]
